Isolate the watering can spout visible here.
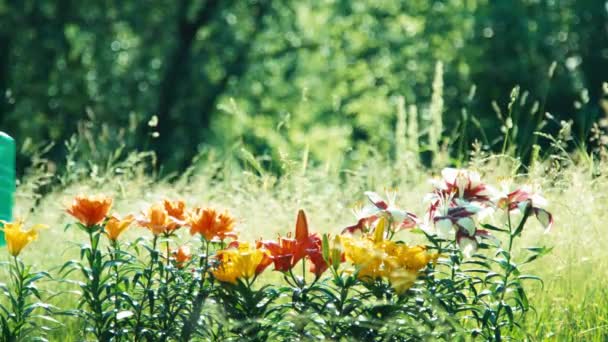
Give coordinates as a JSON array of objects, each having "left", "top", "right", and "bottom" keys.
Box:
[{"left": 0, "top": 131, "right": 15, "bottom": 246}]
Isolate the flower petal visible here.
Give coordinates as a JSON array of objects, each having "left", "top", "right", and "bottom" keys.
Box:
[
  {"left": 534, "top": 208, "right": 553, "bottom": 232},
  {"left": 365, "top": 191, "right": 388, "bottom": 210}
]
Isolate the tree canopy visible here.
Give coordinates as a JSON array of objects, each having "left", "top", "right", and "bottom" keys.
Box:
[{"left": 1, "top": 0, "right": 606, "bottom": 172}]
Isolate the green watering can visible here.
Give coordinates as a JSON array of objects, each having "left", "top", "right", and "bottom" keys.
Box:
[{"left": 0, "top": 131, "right": 15, "bottom": 246}]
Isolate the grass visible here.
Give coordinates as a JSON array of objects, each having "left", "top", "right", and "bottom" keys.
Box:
[{"left": 5, "top": 149, "right": 608, "bottom": 341}]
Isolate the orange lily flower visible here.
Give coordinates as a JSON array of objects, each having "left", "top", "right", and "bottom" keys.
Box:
[
  {"left": 173, "top": 245, "right": 192, "bottom": 268},
  {"left": 164, "top": 199, "right": 187, "bottom": 221},
  {"left": 137, "top": 204, "right": 180, "bottom": 235},
  {"left": 104, "top": 214, "right": 134, "bottom": 241},
  {"left": 187, "top": 207, "right": 237, "bottom": 241},
  {"left": 66, "top": 195, "right": 113, "bottom": 227}
]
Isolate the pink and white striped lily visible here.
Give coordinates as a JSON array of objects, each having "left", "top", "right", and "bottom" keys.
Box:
[
  {"left": 427, "top": 168, "right": 496, "bottom": 221},
  {"left": 342, "top": 190, "right": 418, "bottom": 234},
  {"left": 455, "top": 228, "right": 495, "bottom": 257},
  {"left": 432, "top": 202, "right": 481, "bottom": 237},
  {"left": 431, "top": 168, "right": 495, "bottom": 204},
  {"left": 495, "top": 185, "right": 553, "bottom": 232}
]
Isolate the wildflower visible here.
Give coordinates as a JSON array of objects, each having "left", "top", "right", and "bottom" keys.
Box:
[
  {"left": 1, "top": 220, "right": 48, "bottom": 257},
  {"left": 454, "top": 227, "right": 497, "bottom": 257},
  {"left": 258, "top": 210, "right": 325, "bottom": 276},
  {"left": 163, "top": 199, "right": 187, "bottom": 221},
  {"left": 431, "top": 200, "right": 482, "bottom": 238},
  {"left": 427, "top": 168, "right": 495, "bottom": 219},
  {"left": 341, "top": 202, "right": 380, "bottom": 234},
  {"left": 104, "top": 214, "right": 134, "bottom": 241},
  {"left": 495, "top": 185, "right": 553, "bottom": 231},
  {"left": 341, "top": 236, "right": 387, "bottom": 279},
  {"left": 173, "top": 245, "right": 192, "bottom": 268},
  {"left": 66, "top": 195, "right": 113, "bottom": 227},
  {"left": 212, "top": 242, "right": 271, "bottom": 284},
  {"left": 425, "top": 170, "right": 503, "bottom": 256},
  {"left": 342, "top": 190, "right": 418, "bottom": 234},
  {"left": 431, "top": 168, "right": 495, "bottom": 204},
  {"left": 188, "top": 207, "right": 237, "bottom": 241},
  {"left": 137, "top": 204, "right": 180, "bottom": 235},
  {"left": 341, "top": 233, "right": 436, "bottom": 293},
  {"left": 258, "top": 236, "right": 298, "bottom": 272}
]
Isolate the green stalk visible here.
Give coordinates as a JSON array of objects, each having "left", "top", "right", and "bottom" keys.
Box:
[
  {"left": 133, "top": 235, "right": 158, "bottom": 342},
  {"left": 494, "top": 211, "right": 514, "bottom": 341},
  {"left": 160, "top": 236, "right": 173, "bottom": 340},
  {"left": 110, "top": 240, "right": 122, "bottom": 341},
  {"left": 180, "top": 237, "right": 210, "bottom": 341},
  {"left": 86, "top": 228, "right": 105, "bottom": 340},
  {"left": 302, "top": 257, "right": 307, "bottom": 284},
  {"left": 12, "top": 256, "right": 25, "bottom": 339}
]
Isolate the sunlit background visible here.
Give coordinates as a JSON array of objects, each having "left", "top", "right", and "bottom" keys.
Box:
[{"left": 1, "top": 1, "right": 607, "bottom": 174}]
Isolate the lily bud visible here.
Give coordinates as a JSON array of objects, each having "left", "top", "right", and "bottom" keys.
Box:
[
  {"left": 331, "top": 235, "right": 343, "bottom": 270},
  {"left": 373, "top": 217, "right": 387, "bottom": 243}
]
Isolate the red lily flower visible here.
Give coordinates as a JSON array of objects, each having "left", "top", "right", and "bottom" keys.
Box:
[
  {"left": 307, "top": 249, "right": 328, "bottom": 277},
  {"left": 256, "top": 236, "right": 298, "bottom": 272},
  {"left": 258, "top": 210, "right": 325, "bottom": 276}
]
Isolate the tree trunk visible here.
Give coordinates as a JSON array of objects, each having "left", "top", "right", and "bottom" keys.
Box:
[{"left": 153, "top": 0, "right": 221, "bottom": 167}]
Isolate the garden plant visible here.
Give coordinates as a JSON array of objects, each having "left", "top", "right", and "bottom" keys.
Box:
[{"left": 0, "top": 168, "right": 554, "bottom": 341}]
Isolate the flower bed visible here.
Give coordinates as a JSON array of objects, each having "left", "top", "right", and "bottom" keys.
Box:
[{"left": 0, "top": 168, "right": 553, "bottom": 341}]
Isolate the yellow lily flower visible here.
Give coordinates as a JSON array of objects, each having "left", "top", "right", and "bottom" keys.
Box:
[
  {"left": 212, "top": 242, "right": 271, "bottom": 284},
  {"left": 341, "top": 236, "right": 388, "bottom": 279},
  {"left": 341, "top": 234, "right": 437, "bottom": 293},
  {"left": 1, "top": 220, "right": 48, "bottom": 257}
]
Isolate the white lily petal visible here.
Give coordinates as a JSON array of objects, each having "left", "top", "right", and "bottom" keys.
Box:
[
  {"left": 476, "top": 206, "right": 496, "bottom": 221},
  {"left": 459, "top": 237, "right": 478, "bottom": 258},
  {"left": 457, "top": 217, "right": 476, "bottom": 236},
  {"left": 441, "top": 168, "right": 459, "bottom": 183},
  {"left": 365, "top": 191, "right": 386, "bottom": 208},
  {"left": 358, "top": 204, "right": 381, "bottom": 218},
  {"left": 435, "top": 218, "right": 454, "bottom": 238},
  {"left": 388, "top": 207, "right": 407, "bottom": 223},
  {"left": 535, "top": 208, "right": 553, "bottom": 232}
]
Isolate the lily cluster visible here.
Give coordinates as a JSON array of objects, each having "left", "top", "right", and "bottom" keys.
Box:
[
  {"left": 340, "top": 218, "right": 437, "bottom": 294},
  {"left": 0, "top": 167, "right": 554, "bottom": 341},
  {"left": 426, "top": 168, "right": 553, "bottom": 256}
]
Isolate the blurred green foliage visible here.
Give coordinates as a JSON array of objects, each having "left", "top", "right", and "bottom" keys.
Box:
[{"left": 0, "top": 0, "right": 607, "bottom": 173}]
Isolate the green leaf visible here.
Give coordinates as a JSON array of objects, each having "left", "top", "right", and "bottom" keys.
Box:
[
  {"left": 481, "top": 223, "right": 509, "bottom": 233},
  {"left": 518, "top": 274, "right": 544, "bottom": 288},
  {"left": 512, "top": 202, "right": 533, "bottom": 237},
  {"left": 503, "top": 303, "right": 514, "bottom": 327},
  {"left": 516, "top": 286, "right": 529, "bottom": 310}
]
